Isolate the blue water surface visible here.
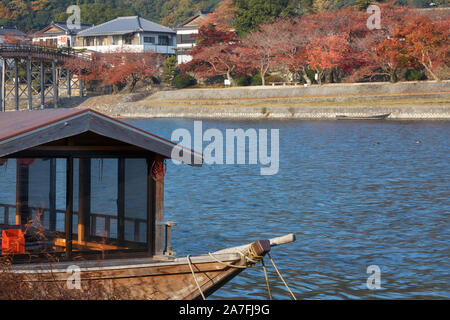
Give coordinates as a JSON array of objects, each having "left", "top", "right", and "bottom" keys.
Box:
[{"left": 125, "top": 118, "right": 449, "bottom": 300}]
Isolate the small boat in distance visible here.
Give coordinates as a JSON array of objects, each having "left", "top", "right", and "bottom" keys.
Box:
[{"left": 336, "top": 113, "right": 391, "bottom": 120}]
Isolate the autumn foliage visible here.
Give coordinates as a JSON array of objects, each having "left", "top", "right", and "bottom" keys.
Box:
[
  {"left": 65, "top": 51, "right": 162, "bottom": 92},
  {"left": 184, "top": 3, "right": 450, "bottom": 85}
]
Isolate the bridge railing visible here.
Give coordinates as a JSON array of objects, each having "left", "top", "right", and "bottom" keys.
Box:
[{"left": 0, "top": 44, "right": 92, "bottom": 60}]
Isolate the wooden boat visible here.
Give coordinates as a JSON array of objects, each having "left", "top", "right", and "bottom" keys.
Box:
[
  {"left": 336, "top": 113, "right": 391, "bottom": 120},
  {"left": 0, "top": 109, "right": 295, "bottom": 299},
  {"left": 10, "top": 234, "right": 295, "bottom": 300}
]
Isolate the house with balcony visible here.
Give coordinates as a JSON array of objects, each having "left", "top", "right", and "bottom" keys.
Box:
[
  {"left": 32, "top": 21, "right": 93, "bottom": 47},
  {"left": 175, "top": 11, "right": 211, "bottom": 64},
  {"left": 74, "top": 16, "right": 176, "bottom": 54}
]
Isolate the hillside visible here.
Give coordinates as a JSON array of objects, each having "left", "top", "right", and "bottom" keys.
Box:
[
  {"left": 0, "top": 0, "right": 447, "bottom": 33},
  {"left": 0, "top": 0, "right": 221, "bottom": 32}
]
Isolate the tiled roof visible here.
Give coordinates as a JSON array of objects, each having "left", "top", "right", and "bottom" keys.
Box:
[
  {"left": 0, "top": 27, "right": 27, "bottom": 36},
  {"left": 77, "top": 16, "right": 175, "bottom": 37}
]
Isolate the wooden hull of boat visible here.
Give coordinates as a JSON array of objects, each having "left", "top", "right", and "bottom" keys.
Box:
[
  {"left": 10, "top": 234, "right": 295, "bottom": 300},
  {"left": 12, "top": 253, "right": 245, "bottom": 300}
]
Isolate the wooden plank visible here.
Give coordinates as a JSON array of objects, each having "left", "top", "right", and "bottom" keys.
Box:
[
  {"left": 117, "top": 158, "right": 125, "bottom": 242},
  {"left": 65, "top": 156, "right": 73, "bottom": 258},
  {"left": 49, "top": 158, "right": 57, "bottom": 231},
  {"left": 147, "top": 157, "right": 154, "bottom": 255},
  {"left": 16, "top": 162, "right": 29, "bottom": 225},
  {"left": 154, "top": 160, "right": 164, "bottom": 255},
  {"left": 78, "top": 158, "right": 91, "bottom": 242}
]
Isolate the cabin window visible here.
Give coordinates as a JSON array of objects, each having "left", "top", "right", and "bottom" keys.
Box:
[
  {"left": 0, "top": 158, "right": 67, "bottom": 255},
  {"left": 0, "top": 157, "right": 151, "bottom": 260}
]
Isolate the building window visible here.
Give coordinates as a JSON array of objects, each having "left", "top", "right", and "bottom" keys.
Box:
[
  {"left": 85, "top": 37, "right": 94, "bottom": 46},
  {"left": 177, "top": 33, "right": 196, "bottom": 44},
  {"left": 144, "top": 36, "right": 155, "bottom": 44},
  {"left": 112, "top": 35, "right": 121, "bottom": 45},
  {"left": 97, "top": 37, "right": 106, "bottom": 46},
  {"left": 123, "top": 34, "right": 133, "bottom": 45},
  {"left": 158, "top": 35, "right": 169, "bottom": 46}
]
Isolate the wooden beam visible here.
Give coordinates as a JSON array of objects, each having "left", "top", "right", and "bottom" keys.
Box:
[
  {"left": 14, "top": 59, "right": 19, "bottom": 111},
  {"left": 40, "top": 61, "right": 45, "bottom": 109},
  {"left": 49, "top": 158, "right": 57, "bottom": 231},
  {"left": 52, "top": 61, "right": 58, "bottom": 108},
  {"left": 67, "top": 69, "right": 71, "bottom": 98},
  {"left": 27, "top": 58, "right": 32, "bottom": 110},
  {"left": 65, "top": 156, "right": 73, "bottom": 258},
  {"left": 15, "top": 161, "right": 29, "bottom": 225},
  {"left": 152, "top": 156, "right": 165, "bottom": 255},
  {"left": 147, "top": 158, "right": 155, "bottom": 255},
  {"left": 30, "top": 146, "right": 145, "bottom": 151},
  {"left": 78, "top": 158, "right": 91, "bottom": 243},
  {"left": 117, "top": 158, "right": 125, "bottom": 242}
]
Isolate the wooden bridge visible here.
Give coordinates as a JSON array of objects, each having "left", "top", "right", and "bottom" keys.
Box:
[{"left": 0, "top": 44, "right": 90, "bottom": 111}]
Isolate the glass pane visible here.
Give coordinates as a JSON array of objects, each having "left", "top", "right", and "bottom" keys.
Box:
[
  {"left": 0, "top": 158, "right": 66, "bottom": 256},
  {"left": 124, "top": 159, "right": 147, "bottom": 243},
  {"left": 0, "top": 159, "right": 16, "bottom": 225},
  {"left": 90, "top": 159, "right": 118, "bottom": 238}
]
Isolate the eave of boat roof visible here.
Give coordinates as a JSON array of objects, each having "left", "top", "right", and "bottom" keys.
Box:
[{"left": 0, "top": 109, "right": 202, "bottom": 166}]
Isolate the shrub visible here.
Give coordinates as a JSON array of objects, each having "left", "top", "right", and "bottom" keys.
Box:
[
  {"left": 235, "top": 76, "right": 251, "bottom": 86},
  {"left": 173, "top": 74, "right": 197, "bottom": 89},
  {"left": 265, "top": 74, "right": 285, "bottom": 84},
  {"left": 250, "top": 73, "right": 262, "bottom": 86},
  {"left": 405, "top": 68, "right": 423, "bottom": 81}
]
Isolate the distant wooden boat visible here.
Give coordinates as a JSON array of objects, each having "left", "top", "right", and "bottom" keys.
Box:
[
  {"left": 336, "top": 113, "right": 391, "bottom": 120},
  {"left": 10, "top": 234, "right": 295, "bottom": 300}
]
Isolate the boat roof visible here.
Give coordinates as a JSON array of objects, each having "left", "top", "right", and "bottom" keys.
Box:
[{"left": 0, "top": 109, "right": 202, "bottom": 166}]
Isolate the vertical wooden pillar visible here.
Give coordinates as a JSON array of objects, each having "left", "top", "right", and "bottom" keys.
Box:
[
  {"left": 65, "top": 157, "right": 73, "bottom": 258},
  {"left": 117, "top": 158, "right": 125, "bottom": 242},
  {"left": 16, "top": 162, "right": 29, "bottom": 225},
  {"left": 78, "top": 158, "right": 91, "bottom": 243},
  {"left": 79, "top": 77, "right": 84, "bottom": 97},
  {"left": 52, "top": 61, "right": 58, "bottom": 108},
  {"left": 14, "top": 59, "right": 19, "bottom": 111},
  {"left": 67, "top": 70, "right": 71, "bottom": 98},
  {"left": 49, "top": 159, "right": 57, "bottom": 231},
  {"left": 0, "top": 58, "right": 4, "bottom": 112},
  {"left": 149, "top": 156, "right": 165, "bottom": 255},
  {"left": 147, "top": 158, "right": 155, "bottom": 255},
  {"left": 27, "top": 58, "right": 32, "bottom": 110},
  {"left": 40, "top": 61, "right": 45, "bottom": 109}
]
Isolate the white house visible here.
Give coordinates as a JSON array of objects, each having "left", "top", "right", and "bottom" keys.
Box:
[
  {"left": 74, "top": 16, "right": 176, "bottom": 54},
  {"left": 175, "top": 11, "right": 210, "bottom": 64},
  {"left": 32, "top": 21, "right": 93, "bottom": 47}
]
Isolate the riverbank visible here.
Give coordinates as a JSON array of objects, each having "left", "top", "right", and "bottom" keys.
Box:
[{"left": 74, "top": 80, "right": 450, "bottom": 120}]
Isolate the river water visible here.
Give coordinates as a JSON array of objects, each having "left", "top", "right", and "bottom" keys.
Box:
[{"left": 125, "top": 118, "right": 449, "bottom": 300}]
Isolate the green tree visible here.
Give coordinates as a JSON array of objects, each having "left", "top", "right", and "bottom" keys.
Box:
[
  {"left": 233, "top": 0, "right": 299, "bottom": 35},
  {"left": 162, "top": 55, "right": 179, "bottom": 84}
]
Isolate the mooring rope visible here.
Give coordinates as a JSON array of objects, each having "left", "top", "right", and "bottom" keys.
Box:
[
  {"left": 208, "top": 252, "right": 248, "bottom": 268},
  {"left": 261, "top": 259, "right": 272, "bottom": 300},
  {"left": 186, "top": 254, "right": 206, "bottom": 300},
  {"left": 267, "top": 253, "right": 297, "bottom": 300}
]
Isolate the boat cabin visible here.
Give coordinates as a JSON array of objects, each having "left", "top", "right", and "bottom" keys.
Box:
[{"left": 0, "top": 109, "right": 201, "bottom": 263}]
